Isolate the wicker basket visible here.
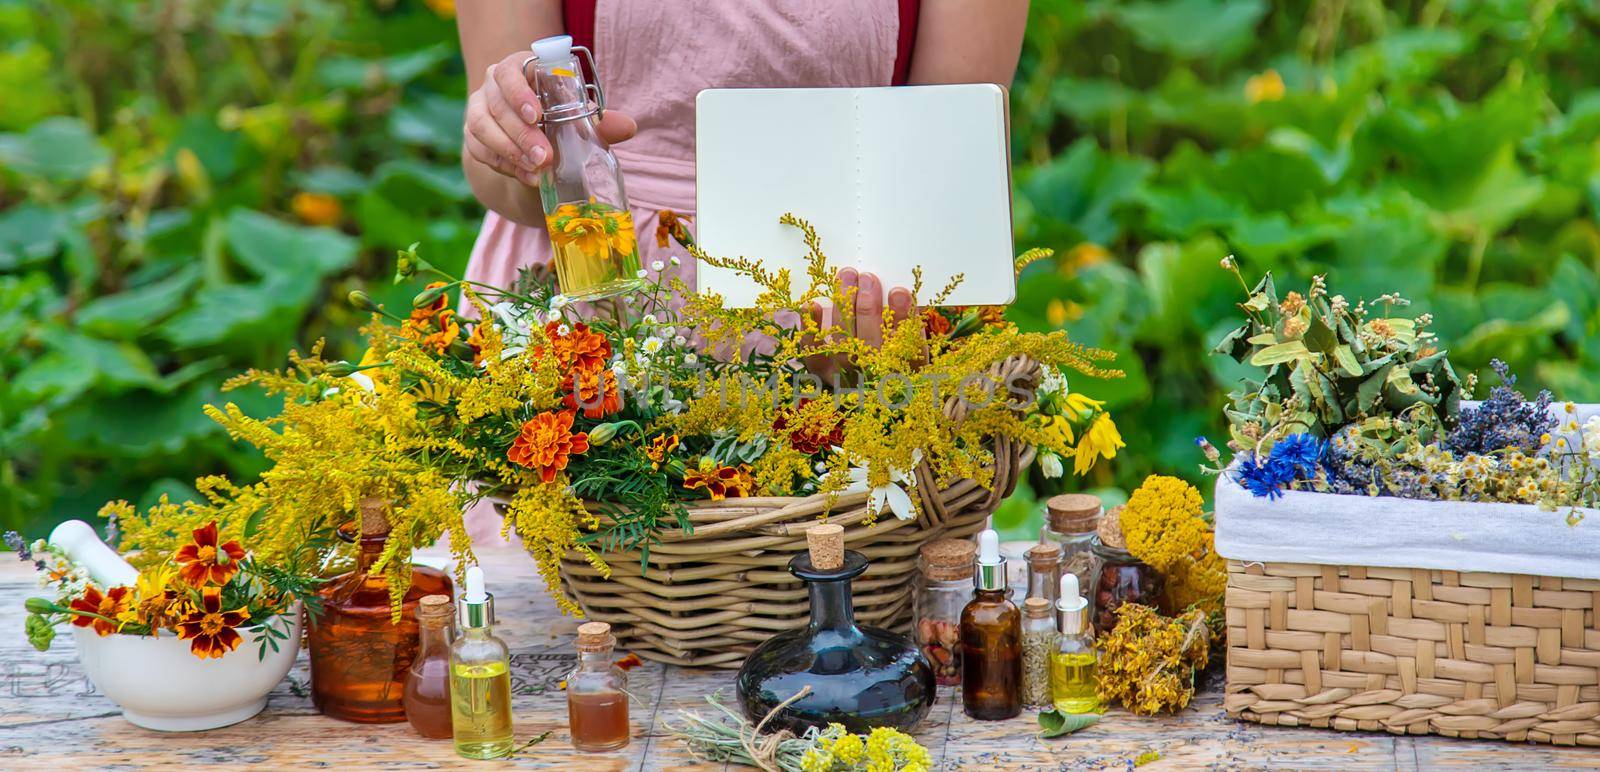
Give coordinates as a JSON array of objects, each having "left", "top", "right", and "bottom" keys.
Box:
[
  {"left": 541, "top": 355, "right": 1040, "bottom": 668},
  {"left": 1224, "top": 559, "right": 1600, "bottom": 746}
]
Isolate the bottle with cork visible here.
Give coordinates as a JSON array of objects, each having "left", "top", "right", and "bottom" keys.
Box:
[
  {"left": 913, "top": 538, "right": 975, "bottom": 686},
  {"left": 568, "top": 621, "right": 630, "bottom": 752},
  {"left": 403, "top": 594, "right": 455, "bottom": 739},
  {"left": 1042, "top": 493, "right": 1103, "bottom": 621},
  {"left": 959, "top": 529, "right": 1022, "bottom": 720},
  {"left": 309, "top": 498, "right": 453, "bottom": 723},
  {"left": 1020, "top": 596, "right": 1057, "bottom": 708},
  {"left": 735, "top": 523, "right": 935, "bottom": 734}
]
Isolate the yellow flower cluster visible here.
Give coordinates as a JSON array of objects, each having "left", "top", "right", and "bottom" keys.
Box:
[
  {"left": 1119, "top": 475, "right": 1227, "bottom": 619},
  {"left": 799, "top": 724, "right": 931, "bottom": 772},
  {"left": 1095, "top": 603, "right": 1211, "bottom": 715}
]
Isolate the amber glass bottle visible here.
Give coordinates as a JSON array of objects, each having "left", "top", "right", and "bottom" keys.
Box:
[
  {"left": 403, "top": 594, "right": 455, "bottom": 738},
  {"left": 960, "top": 530, "right": 1022, "bottom": 720},
  {"left": 310, "top": 499, "right": 453, "bottom": 723}
]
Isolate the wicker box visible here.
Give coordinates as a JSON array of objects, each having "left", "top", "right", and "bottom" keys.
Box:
[{"left": 1224, "top": 559, "right": 1600, "bottom": 745}]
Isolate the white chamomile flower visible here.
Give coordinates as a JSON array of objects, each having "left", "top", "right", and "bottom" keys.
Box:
[
  {"left": 1039, "top": 452, "right": 1064, "bottom": 479},
  {"left": 550, "top": 294, "right": 570, "bottom": 309},
  {"left": 835, "top": 451, "right": 923, "bottom": 521},
  {"left": 683, "top": 353, "right": 699, "bottom": 366},
  {"left": 661, "top": 326, "right": 676, "bottom": 337},
  {"left": 670, "top": 255, "right": 681, "bottom": 266},
  {"left": 546, "top": 309, "right": 564, "bottom": 325},
  {"left": 673, "top": 335, "right": 687, "bottom": 347},
  {"left": 557, "top": 324, "right": 571, "bottom": 336},
  {"left": 641, "top": 313, "right": 658, "bottom": 326},
  {"left": 636, "top": 269, "right": 648, "bottom": 279},
  {"left": 650, "top": 260, "right": 665, "bottom": 272},
  {"left": 642, "top": 337, "right": 664, "bottom": 354}
]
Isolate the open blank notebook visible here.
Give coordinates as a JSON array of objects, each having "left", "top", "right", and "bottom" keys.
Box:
[{"left": 695, "top": 84, "right": 1014, "bottom": 308}]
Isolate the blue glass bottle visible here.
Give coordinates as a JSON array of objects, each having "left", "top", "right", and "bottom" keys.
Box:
[{"left": 735, "top": 525, "right": 935, "bottom": 734}]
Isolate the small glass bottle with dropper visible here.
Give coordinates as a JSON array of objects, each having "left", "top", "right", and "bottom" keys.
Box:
[
  {"left": 568, "top": 621, "right": 630, "bottom": 752},
  {"left": 403, "top": 594, "right": 455, "bottom": 739},
  {"left": 960, "top": 529, "right": 1022, "bottom": 720},
  {"left": 450, "top": 566, "right": 515, "bottom": 759},
  {"left": 1050, "top": 573, "right": 1099, "bottom": 714}
]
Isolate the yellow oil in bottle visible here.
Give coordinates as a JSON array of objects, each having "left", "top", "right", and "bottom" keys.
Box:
[
  {"left": 544, "top": 203, "right": 644, "bottom": 301},
  {"left": 1049, "top": 650, "right": 1099, "bottom": 713},
  {"left": 450, "top": 660, "right": 514, "bottom": 759}
]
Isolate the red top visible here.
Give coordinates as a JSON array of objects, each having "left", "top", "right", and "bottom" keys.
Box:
[{"left": 560, "top": 0, "right": 920, "bottom": 86}]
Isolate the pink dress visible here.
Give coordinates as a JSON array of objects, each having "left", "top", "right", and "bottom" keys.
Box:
[{"left": 461, "top": 0, "right": 903, "bottom": 542}]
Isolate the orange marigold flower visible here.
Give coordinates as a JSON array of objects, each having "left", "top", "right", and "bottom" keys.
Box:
[
  {"left": 538, "top": 321, "right": 612, "bottom": 373},
  {"left": 684, "top": 462, "right": 755, "bottom": 501},
  {"left": 416, "top": 309, "right": 461, "bottom": 353},
  {"left": 69, "top": 585, "right": 132, "bottom": 636},
  {"left": 176, "top": 586, "right": 250, "bottom": 660},
  {"left": 562, "top": 368, "right": 623, "bottom": 419},
  {"left": 410, "top": 281, "right": 451, "bottom": 320},
  {"left": 655, "top": 209, "right": 693, "bottom": 248},
  {"left": 174, "top": 522, "right": 246, "bottom": 587},
  {"left": 290, "top": 191, "right": 343, "bottom": 226},
  {"left": 922, "top": 309, "right": 953, "bottom": 337},
  {"left": 645, "top": 433, "right": 680, "bottom": 470},
  {"left": 508, "top": 410, "right": 591, "bottom": 483},
  {"left": 547, "top": 211, "right": 612, "bottom": 257}
]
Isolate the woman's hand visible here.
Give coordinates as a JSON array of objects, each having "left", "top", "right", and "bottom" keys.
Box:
[
  {"left": 804, "top": 269, "right": 918, "bottom": 385},
  {"left": 463, "top": 50, "right": 638, "bottom": 187}
]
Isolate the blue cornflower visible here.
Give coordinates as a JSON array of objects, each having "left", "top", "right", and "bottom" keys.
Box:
[
  {"left": 1233, "top": 453, "right": 1296, "bottom": 499},
  {"left": 1269, "top": 433, "right": 1324, "bottom": 477}
]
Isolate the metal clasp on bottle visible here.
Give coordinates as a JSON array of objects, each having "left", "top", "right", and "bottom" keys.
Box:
[{"left": 523, "top": 44, "right": 605, "bottom": 124}]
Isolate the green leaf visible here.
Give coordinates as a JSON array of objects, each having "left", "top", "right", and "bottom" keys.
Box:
[
  {"left": 0, "top": 116, "right": 109, "bottom": 181},
  {"left": 1022, "top": 138, "right": 1154, "bottom": 245},
  {"left": 1038, "top": 708, "right": 1099, "bottom": 737},
  {"left": 1302, "top": 316, "right": 1337, "bottom": 353},
  {"left": 158, "top": 276, "right": 316, "bottom": 348},
  {"left": 388, "top": 94, "right": 466, "bottom": 152},
  {"left": 1110, "top": 0, "right": 1268, "bottom": 61},
  {"left": 1332, "top": 345, "right": 1363, "bottom": 377},
  {"left": 225, "top": 209, "right": 358, "bottom": 279},
  {"left": 1249, "top": 340, "right": 1309, "bottom": 366},
  {"left": 76, "top": 265, "right": 201, "bottom": 338}
]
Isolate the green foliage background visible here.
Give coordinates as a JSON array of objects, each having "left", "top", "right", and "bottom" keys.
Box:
[{"left": 3, "top": 0, "right": 1598, "bottom": 537}]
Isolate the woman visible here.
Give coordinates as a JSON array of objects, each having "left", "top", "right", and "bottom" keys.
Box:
[{"left": 454, "top": 0, "right": 1029, "bottom": 538}]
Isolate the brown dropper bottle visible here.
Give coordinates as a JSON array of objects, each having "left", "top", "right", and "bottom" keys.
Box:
[{"left": 959, "top": 529, "right": 1022, "bottom": 720}]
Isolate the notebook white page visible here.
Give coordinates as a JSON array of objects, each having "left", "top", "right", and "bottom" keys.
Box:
[{"left": 695, "top": 85, "right": 1014, "bottom": 308}]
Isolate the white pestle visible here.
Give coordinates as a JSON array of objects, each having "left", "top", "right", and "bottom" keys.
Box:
[{"left": 48, "top": 519, "right": 139, "bottom": 587}]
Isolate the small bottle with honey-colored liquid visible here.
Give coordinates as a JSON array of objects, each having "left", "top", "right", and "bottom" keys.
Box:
[
  {"left": 450, "top": 567, "right": 515, "bottom": 759},
  {"left": 1050, "top": 573, "right": 1099, "bottom": 713},
  {"left": 567, "top": 622, "right": 630, "bottom": 752}
]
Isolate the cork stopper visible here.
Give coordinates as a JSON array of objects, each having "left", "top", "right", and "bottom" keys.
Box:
[
  {"left": 358, "top": 497, "right": 391, "bottom": 538},
  {"left": 576, "top": 621, "right": 615, "bottom": 652},
  {"left": 1046, "top": 493, "right": 1102, "bottom": 534},
  {"left": 806, "top": 523, "right": 844, "bottom": 571},
  {"left": 1026, "top": 542, "right": 1061, "bottom": 568},
  {"left": 919, "top": 538, "right": 976, "bottom": 582},
  {"left": 418, "top": 594, "right": 453, "bottom": 622},
  {"left": 1098, "top": 504, "right": 1127, "bottom": 550},
  {"left": 1023, "top": 596, "right": 1053, "bottom": 619}
]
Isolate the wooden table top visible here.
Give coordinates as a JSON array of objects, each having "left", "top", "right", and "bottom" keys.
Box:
[{"left": 2, "top": 546, "right": 1595, "bottom": 769}]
